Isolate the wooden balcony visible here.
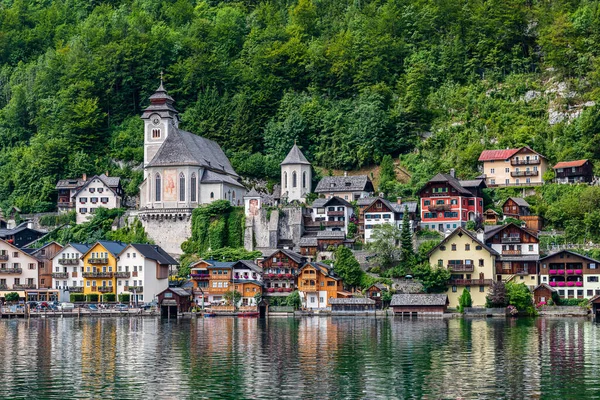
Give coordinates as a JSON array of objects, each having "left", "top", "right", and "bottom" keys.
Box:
[
  {"left": 191, "top": 273, "right": 210, "bottom": 280},
  {"left": 52, "top": 272, "right": 69, "bottom": 279},
  {"left": 324, "top": 220, "right": 344, "bottom": 227},
  {"left": 58, "top": 201, "right": 75, "bottom": 208},
  {"left": 428, "top": 204, "right": 451, "bottom": 212},
  {"left": 88, "top": 258, "right": 109, "bottom": 265},
  {"left": 448, "top": 264, "right": 474, "bottom": 272},
  {"left": 511, "top": 170, "right": 539, "bottom": 177},
  {"left": 125, "top": 286, "right": 143, "bottom": 292},
  {"left": 69, "top": 287, "right": 84, "bottom": 293},
  {"left": 501, "top": 236, "right": 521, "bottom": 243},
  {"left": 0, "top": 255, "right": 8, "bottom": 261},
  {"left": 96, "top": 286, "right": 113, "bottom": 293},
  {"left": 58, "top": 259, "right": 79, "bottom": 265},
  {"left": 13, "top": 284, "right": 37, "bottom": 289},
  {"left": 502, "top": 250, "right": 522, "bottom": 255},
  {"left": 0, "top": 284, "right": 7, "bottom": 290},
  {"left": 450, "top": 279, "right": 493, "bottom": 286},
  {"left": 511, "top": 159, "right": 540, "bottom": 166},
  {"left": 82, "top": 272, "right": 113, "bottom": 278},
  {"left": 0, "top": 268, "right": 22, "bottom": 274},
  {"left": 114, "top": 272, "right": 131, "bottom": 278},
  {"left": 327, "top": 211, "right": 344, "bottom": 217}
]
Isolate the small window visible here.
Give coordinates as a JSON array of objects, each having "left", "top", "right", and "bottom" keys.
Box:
[
  {"left": 451, "top": 244, "right": 456, "bottom": 251},
  {"left": 465, "top": 244, "right": 470, "bottom": 251},
  {"left": 479, "top": 286, "right": 484, "bottom": 292},
  {"left": 452, "top": 286, "right": 457, "bottom": 293},
  {"left": 152, "top": 129, "right": 161, "bottom": 138}
]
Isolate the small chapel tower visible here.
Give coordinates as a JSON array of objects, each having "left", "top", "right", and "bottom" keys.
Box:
[
  {"left": 141, "top": 76, "right": 179, "bottom": 169},
  {"left": 280, "top": 143, "right": 312, "bottom": 203}
]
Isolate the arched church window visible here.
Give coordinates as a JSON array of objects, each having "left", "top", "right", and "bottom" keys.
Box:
[
  {"left": 155, "top": 174, "right": 161, "bottom": 202},
  {"left": 179, "top": 173, "right": 185, "bottom": 201},
  {"left": 152, "top": 129, "right": 161, "bottom": 139},
  {"left": 302, "top": 172, "right": 307, "bottom": 188},
  {"left": 191, "top": 173, "right": 197, "bottom": 202},
  {"left": 210, "top": 192, "right": 214, "bottom": 199},
  {"left": 292, "top": 172, "right": 297, "bottom": 188},
  {"left": 284, "top": 172, "right": 288, "bottom": 188}
]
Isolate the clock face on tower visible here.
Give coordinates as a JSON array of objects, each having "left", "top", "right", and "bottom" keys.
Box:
[{"left": 151, "top": 115, "right": 160, "bottom": 126}]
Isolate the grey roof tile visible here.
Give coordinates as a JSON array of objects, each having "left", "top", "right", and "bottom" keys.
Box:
[
  {"left": 390, "top": 294, "right": 448, "bottom": 306},
  {"left": 316, "top": 231, "right": 345, "bottom": 239},
  {"left": 315, "top": 175, "right": 374, "bottom": 193},
  {"left": 281, "top": 144, "right": 311, "bottom": 165},
  {"left": 329, "top": 297, "right": 375, "bottom": 305}
]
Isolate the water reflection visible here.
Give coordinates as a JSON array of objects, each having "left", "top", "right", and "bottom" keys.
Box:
[{"left": 0, "top": 317, "right": 598, "bottom": 399}]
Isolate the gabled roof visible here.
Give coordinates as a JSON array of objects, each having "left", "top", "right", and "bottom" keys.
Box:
[
  {"left": 478, "top": 148, "right": 521, "bottom": 161},
  {"left": 303, "top": 262, "right": 340, "bottom": 280},
  {"left": 363, "top": 197, "right": 418, "bottom": 214},
  {"left": 163, "top": 287, "right": 191, "bottom": 297},
  {"left": 69, "top": 243, "right": 92, "bottom": 254},
  {"left": 503, "top": 197, "right": 530, "bottom": 207},
  {"left": 265, "top": 249, "right": 305, "bottom": 264},
  {"left": 82, "top": 241, "right": 127, "bottom": 258},
  {"left": 459, "top": 179, "right": 487, "bottom": 189},
  {"left": 483, "top": 222, "right": 537, "bottom": 241},
  {"left": 423, "top": 173, "right": 473, "bottom": 196},
  {"left": 55, "top": 178, "right": 85, "bottom": 190},
  {"left": 204, "top": 260, "right": 235, "bottom": 269},
  {"left": 390, "top": 294, "right": 448, "bottom": 306},
  {"left": 315, "top": 175, "right": 373, "bottom": 193},
  {"left": 244, "top": 188, "right": 261, "bottom": 198},
  {"left": 201, "top": 169, "right": 244, "bottom": 187},
  {"left": 553, "top": 159, "right": 589, "bottom": 169},
  {"left": 316, "top": 230, "right": 346, "bottom": 239},
  {"left": 539, "top": 250, "right": 600, "bottom": 264},
  {"left": 231, "top": 260, "right": 262, "bottom": 273},
  {"left": 72, "top": 175, "right": 120, "bottom": 198},
  {"left": 428, "top": 227, "right": 499, "bottom": 257},
  {"left": 329, "top": 297, "right": 375, "bottom": 305},
  {"left": 533, "top": 283, "right": 556, "bottom": 293},
  {"left": 0, "top": 239, "right": 41, "bottom": 261},
  {"left": 122, "top": 244, "right": 178, "bottom": 265},
  {"left": 484, "top": 208, "right": 499, "bottom": 215},
  {"left": 311, "top": 196, "right": 353, "bottom": 208},
  {"left": 281, "top": 144, "right": 311, "bottom": 165},
  {"left": 147, "top": 128, "right": 238, "bottom": 177},
  {"left": 26, "top": 241, "right": 63, "bottom": 255},
  {"left": 299, "top": 236, "right": 318, "bottom": 247}
]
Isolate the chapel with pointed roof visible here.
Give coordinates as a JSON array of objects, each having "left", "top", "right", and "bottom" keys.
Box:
[{"left": 280, "top": 143, "right": 312, "bottom": 203}]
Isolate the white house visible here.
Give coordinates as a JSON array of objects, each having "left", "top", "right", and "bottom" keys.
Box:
[
  {"left": 231, "top": 260, "right": 263, "bottom": 306},
  {"left": 73, "top": 174, "right": 123, "bottom": 224},
  {"left": 0, "top": 239, "right": 41, "bottom": 300},
  {"left": 314, "top": 174, "right": 374, "bottom": 201},
  {"left": 51, "top": 243, "right": 90, "bottom": 301},
  {"left": 309, "top": 196, "right": 354, "bottom": 233},
  {"left": 360, "top": 197, "right": 418, "bottom": 243},
  {"left": 116, "top": 244, "right": 176, "bottom": 304}
]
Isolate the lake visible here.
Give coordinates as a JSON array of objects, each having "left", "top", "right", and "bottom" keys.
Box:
[{"left": 0, "top": 316, "right": 598, "bottom": 399}]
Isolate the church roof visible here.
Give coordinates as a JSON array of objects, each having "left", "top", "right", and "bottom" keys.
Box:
[
  {"left": 281, "top": 144, "right": 311, "bottom": 166},
  {"left": 147, "top": 128, "right": 238, "bottom": 177},
  {"left": 244, "top": 188, "right": 261, "bottom": 198},
  {"left": 201, "top": 169, "right": 244, "bottom": 187},
  {"left": 141, "top": 81, "right": 178, "bottom": 119}
]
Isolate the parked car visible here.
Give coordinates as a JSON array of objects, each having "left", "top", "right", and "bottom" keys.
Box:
[
  {"left": 47, "top": 305, "right": 59, "bottom": 311},
  {"left": 114, "top": 304, "right": 129, "bottom": 311},
  {"left": 88, "top": 304, "right": 99, "bottom": 311},
  {"left": 58, "top": 302, "right": 75, "bottom": 312},
  {"left": 26, "top": 301, "right": 38, "bottom": 309},
  {"left": 140, "top": 301, "right": 158, "bottom": 310}
]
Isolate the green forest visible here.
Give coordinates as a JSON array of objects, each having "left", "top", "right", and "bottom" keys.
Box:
[{"left": 1, "top": 0, "right": 600, "bottom": 214}]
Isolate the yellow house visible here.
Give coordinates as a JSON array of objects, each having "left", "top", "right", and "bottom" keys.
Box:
[
  {"left": 428, "top": 227, "right": 499, "bottom": 308},
  {"left": 81, "top": 241, "right": 127, "bottom": 298}
]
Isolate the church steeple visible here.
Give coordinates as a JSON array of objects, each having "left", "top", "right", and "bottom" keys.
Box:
[
  {"left": 280, "top": 143, "right": 312, "bottom": 203},
  {"left": 142, "top": 76, "right": 178, "bottom": 119}
]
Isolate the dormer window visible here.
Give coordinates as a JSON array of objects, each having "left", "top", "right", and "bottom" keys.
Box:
[
  {"left": 152, "top": 129, "right": 161, "bottom": 139},
  {"left": 345, "top": 182, "right": 351, "bottom": 187}
]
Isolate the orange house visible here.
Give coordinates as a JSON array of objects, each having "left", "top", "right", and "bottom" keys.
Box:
[{"left": 298, "top": 262, "right": 350, "bottom": 309}]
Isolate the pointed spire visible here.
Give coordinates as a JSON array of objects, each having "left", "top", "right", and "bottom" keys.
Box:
[
  {"left": 281, "top": 143, "right": 311, "bottom": 166},
  {"left": 141, "top": 73, "right": 178, "bottom": 118}
]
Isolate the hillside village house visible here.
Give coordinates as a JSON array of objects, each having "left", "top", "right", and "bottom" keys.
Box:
[
  {"left": 52, "top": 243, "right": 90, "bottom": 301},
  {"left": 484, "top": 223, "right": 539, "bottom": 289},
  {"left": 116, "top": 244, "right": 176, "bottom": 304},
  {"left": 0, "top": 222, "right": 45, "bottom": 248},
  {"left": 418, "top": 171, "right": 485, "bottom": 233},
  {"left": 299, "top": 231, "right": 352, "bottom": 259},
  {"left": 539, "top": 250, "right": 600, "bottom": 300},
  {"left": 262, "top": 250, "right": 305, "bottom": 297},
  {"left": 24, "top": 242, "right": 63, "bottom": 290},
  {"left": 206, "top": 261, "right": 234, "bottom": 304},
  {"left": 314, "top": 174, "right": 374, "bottom": 201},
  {"left": 501, "top": 197, "right": 543, "bottom": 231},
  {"left": 307, "top": 196, "right": 354, "bottom": 233},
  {"left": 0, "top": 239, "right": 59, "bottom": 301},
  {"left": 73, "top": 174, "right": 124, "bottom": 224},
  {"left": 553, "top": 159, "right": 594, "bottom": 184},
  {"left": 478, "top": 146, "right": 549, "bottom": 187},
  {"left": 81, "top": 241, "right": 127, "bottom": 298},
  {"left": 428, "top": 227, "right": 498, "bottom": 308},
  {"left": 231, "top": 260, "right": 263, "bottom": 306},
  {"left": 280, "top": 144, "right": 312, "bottom": 203},
  {"left": 190, "top": 260, "right": 211, "bottom": 305},
  {"left": 297, "top": 261, "right": 350, "bottom": 309},
  {"left": 360, "top": 197, "right": 418, "bottom": 243}
]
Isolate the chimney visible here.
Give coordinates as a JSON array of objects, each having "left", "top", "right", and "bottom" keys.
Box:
[
  {"left": 444, "top": 229, "right": 452, "bottom": 238},
  {"left": 344, "top": 171, "right": 348, "bottom": 177},
  {"left": 477, "top": 229, "right": 484, "bottom": 242},
  {"left": 105, "top": 171, "right": 109, "bottom": 177},
  {"left": 27, "top": 221, "right": 33, "bottom": 229},
  {"left": 396, "top": 197, "right": 402, "bottom": 205},
  {"left": 82, "top": 173, "right": 87, "bottom": 181},
  {"left": 378, "top": 192, "right": 384, "bottom": 198},
  {"left": 449, "top": 169, "right": 455, "bottom": 178}
]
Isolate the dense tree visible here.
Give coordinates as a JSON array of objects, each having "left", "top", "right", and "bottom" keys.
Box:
[
  {"left": 506, "top": 282, "right": 534, "bottom": 312},
  {"left": 458, "top": 289, "right": 472, "bottom": 313},
  {"left": 367, "top": 224, "right": 402, "bottom": 272},
  {"left": 486, "top": 281, "right": 508, "bottom": 308},
  {"left": 333, "top": 246, "right": 363, "bottom": 288},
  {"left": 411, "top": 263, "right": 451, "bottom": 294}
]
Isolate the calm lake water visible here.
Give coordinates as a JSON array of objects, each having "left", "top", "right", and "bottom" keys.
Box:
[{"left": 0, "top": 316, "right": 599, "bottom": 399}]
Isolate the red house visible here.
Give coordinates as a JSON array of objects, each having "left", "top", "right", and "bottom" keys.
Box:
[{"left": 418, "top": 170, "right": 485, "bottom": 233}]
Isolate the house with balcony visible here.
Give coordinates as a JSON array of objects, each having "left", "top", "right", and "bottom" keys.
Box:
[
  {"left": 361, "top": 197, "right": 418, "bottom": 243},
  {"left": 261, "top": 250, "right": 306, "bottom": 297},
  {"left": 0, "top": 222, "right": 45, "bottom": 248},
  {"left": 297, "top": 261, "right": 349, "bottom": 309},
  {"left": 231, "top": 260, "right": 263, "bottom": 306},
  {"left": 307, "top": 196, "right": 354, "bottom": 233},
  {"left": 189, "top": 260, "right": 212, "bottom": 305},
  {"left": 314, "top": 174, "right": 374, "bottom": 201},
  {"left": 553, "top": 159, "right": 594, "bottom": 184},
  {"left": 299, "top": 231, "right": 352, "bottom": 260},
  {"left": 56, "top": 176, "right": 86, "bottom": 213},
  {"left": 0, "top": 239, "right": 48, "bottom": 301},
  {"left": 539, "top": 250, "right": 600, "bottom": 300},
  {"left": 501, "top": 197, "right": 543, "bottom": 231},
  {"left": 205, "top": 261, "right": 235, "bottom": 304},
  {"left": 72, "top": 174, "right": 124, "bottom": 224},
  {"left": 478, "top": 146, "right": 548, "bottom": 187},
  {"left": 81, "top": 241, "right": 127, "bottom": 299},
  {"left": 25, "top": 242, "right": 63, "bottom": 290},
  {"left": 428, "top": 227, "right": 498, "bottom": 308},
  {"left": 51, "top": 243, "right": 90, "bottom": 301},
  {"left": 418, "top": 171, "right": 485, "bottom": 233},
  {"left": 116, "top": 244, "right": 175, "bottom": 305},
  {"left": 484, "top": 223, "right": 539, "bottom": 289}
]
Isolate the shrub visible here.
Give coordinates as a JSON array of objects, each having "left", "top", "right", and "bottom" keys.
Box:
[
  {"left": 86, "top": 294, "right": 99, "bottom": 302},
  {"left": 5, "top": 292, "right": 19, "bottom": 303},
  {"left": 70, "top": 294, "right": 85, "bottom": 303},
  {"left": 118, "top": 294, "right": 130, "bottom": 303},
  {"left": 103, "top": 293, "right": 116, "bottom": 302},
  {"left": 458, "top": 289, "right": 472, "bottom": 313}
]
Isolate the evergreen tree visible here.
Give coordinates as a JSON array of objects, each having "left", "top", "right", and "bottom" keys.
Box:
[
  {"left": 334, "top": 246, "right": 363, "bottom": 288},
  {"left": 400, "top": 206, "right": 414, "bottom": 264},
  {"left": 458, "top": 289, "right": 472, "bottom": 313},
  {"left": 378, "top": 155, "right": 396, "bottom": 193}
]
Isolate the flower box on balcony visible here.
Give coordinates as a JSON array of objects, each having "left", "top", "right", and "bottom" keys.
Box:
[
  {"left": 267, "top": 288, "right": 274, "bottom": 293},
  {"left": 277, "top": 274, "right": 284, "bottom": 279},
  {"left": 566, "top": 282, "right": 574, "bottom": 287},
  {"left": 575, "top": 282, "right": 583, "bottom": 287},
  {"left": 549, "top": 270, "right": 557, "bottom": 275},
  {"left": 285, "top": 287, "right": 293, "bottom": 292},
  {"left": 557, "top": 282, "right": 566, "bottom": 287},
  {"left": 549, "top": 282, "right": 557, "bottom": 287},
  {"left": 566, "top": 269, "right": 574, "bottom": 275},
  {"left": 277, "top": 288, "right": 284, "bottom": 292},
  {"left": 285, "top": 273, "right": 292, "bottom": 279},
  {"left": 277, "top": 261, "right": 283, "bottom": 267},
  {"left": 575, "top": 270, "right": 583, "bottom": 275}
]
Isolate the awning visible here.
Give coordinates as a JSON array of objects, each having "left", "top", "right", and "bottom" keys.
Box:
[{"left": 0, "top": 291, "right": 26, "bottom": 298}]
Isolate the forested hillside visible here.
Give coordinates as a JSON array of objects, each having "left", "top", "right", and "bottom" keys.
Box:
[{"left": 1, "top": 0, "right": 600, "bottom": 213}]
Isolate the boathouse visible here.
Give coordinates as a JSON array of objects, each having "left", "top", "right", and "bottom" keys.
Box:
[
  {"left": 157, "top": 287, "right": 192, "bottom": 318},
  {"left": 329, "top": 297, "right": 376, "bottom": 313},
  {"left": 390, "top": 294, "right": 449, "bottom": 316}
]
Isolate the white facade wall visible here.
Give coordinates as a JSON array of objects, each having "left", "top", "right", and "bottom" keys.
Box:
[
  {"left": 51, "top": 245, "right": 85, "bottom": 301},
  {"left": 143, "top": 114, "right": 176, "bottom": 169},
  {"left": 311, "top": 204, "right": 352, "bottom": 233},
  {"left": 116, "top": 248, "right": 168, "bottom": 303},
  {"left": 0, "top": 241, "right": 39, "bottom": 290},
  {"left": 281, "top": 164, "right": 312, "bottom": 202},
  {"left": 300, "top": 290, "right": 331, "bottom": 309},
  {"left": 75, "top": 178, "right": 121, "bottom": 224},
  {"left": 540, "top": 274, "right": 600, "bottom": 299}
]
